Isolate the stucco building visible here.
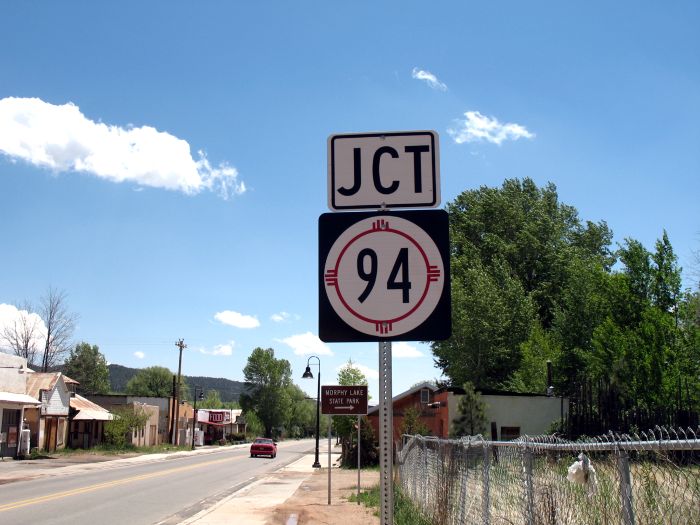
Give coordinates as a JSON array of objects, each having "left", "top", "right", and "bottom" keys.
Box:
[
  {"left": 367, "top": 382, "right": 569, "bottom": 444},
  {"left": 0, "top": 354, "right": 41, "bottom": 458}
]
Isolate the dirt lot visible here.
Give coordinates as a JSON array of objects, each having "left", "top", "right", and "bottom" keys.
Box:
[{"left": 269, "top": 467, "right": 380, "bottom": 525}]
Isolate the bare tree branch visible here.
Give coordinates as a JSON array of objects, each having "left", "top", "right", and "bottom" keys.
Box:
[
  {"left": 0, "top": 301, "right": 42, "bottom": 367},
  {"left": 39, "top": 287, "right": 78, "bottom": 372}
]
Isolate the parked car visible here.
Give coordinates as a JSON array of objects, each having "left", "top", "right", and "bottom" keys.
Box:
[{"left": 250, "top": 437, "right": 277, "bottom": 458}]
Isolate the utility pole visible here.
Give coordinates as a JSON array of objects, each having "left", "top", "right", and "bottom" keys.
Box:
[{"left": 173, "top": 338, "right": 186, "bottom": 445}]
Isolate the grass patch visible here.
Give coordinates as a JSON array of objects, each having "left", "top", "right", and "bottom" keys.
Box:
[
  {"left": 349, "top": 484, "right": 431, "bottom": 525},
  {"left": 50, "top": 443, "right": 192, "bottom": 456}
]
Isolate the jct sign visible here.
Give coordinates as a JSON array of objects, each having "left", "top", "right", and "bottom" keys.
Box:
[
  {"left": 321, "top": 385, "right": 368, "bottom": 416},
  {"left": 328, "top": 131, "right": 440, "bottom": 211},
  {"left": 319, "top": 209, "right": 451, "bottom": 342}
]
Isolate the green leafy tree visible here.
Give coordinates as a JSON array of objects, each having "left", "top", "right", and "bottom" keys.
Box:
[
  {"left": 346, "top": 416, "right": 379, "bottom": 468},
  {"left": 432, "top": 258, "right": 535, "bottom": 389},
  {"left": 333, "top": 359, "right": 369, "bottom": 441},
  {"left": 62, "top": 342, "right": 110, "bottom": 395},
  {"left": 243, "top": 410, "right": 264, "bottom": 438},
  {"left": 125, "top": 366, "right": 187, "bottom": 398},
  {"left": 399, "top": 406, "right": 430, "bottom": 436},
  {"left": 506, "top": 325, "right": 562, "bottom": 394},
  {"left": 239, "top": 347, "right": 292, "bottom": 438},
  {"left": 434, "top": 178, "right": 611, "bottom": 390},
  {"left": 446, "top": 178, "right": 611, "bottom": 326},
  {"left": 333, "top": 359, "right": 370, "bottom": 463},
  {"left": 551, "top": 256, "right": 613, "bottom": 392},
  {"left": 651, "top": 231, "right": 682, "bottom": 321},
  {"left": 199, "top": 390, "right": 222, "bottom": 408},
  {"left": 677, "top": 291, "right": 700, "bottom": 409},
  {"left": 451, "top": 382, "right": 487, "bottom": 437},
  {"left": 284, "top": 384, "right": 316, "bottom": 438}
]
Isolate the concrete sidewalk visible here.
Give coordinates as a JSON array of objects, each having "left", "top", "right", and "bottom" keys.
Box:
[
  {"left": 181, "top": 443, "right": 340, "bottom": 525},
  {"left": 181, "top": 451, "right": 336, "bottom": 525}
]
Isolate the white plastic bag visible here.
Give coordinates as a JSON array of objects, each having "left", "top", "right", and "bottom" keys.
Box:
[{"left": 566, "top": 453, "right": 598, "bottom": 496}]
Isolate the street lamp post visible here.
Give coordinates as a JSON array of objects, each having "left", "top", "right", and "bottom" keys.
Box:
[
  {"left": 191, "top": 386, "right": 204, "bottom": 450},
  {"left": 302, "top": 355, "right": 321, "bottom": 468}
]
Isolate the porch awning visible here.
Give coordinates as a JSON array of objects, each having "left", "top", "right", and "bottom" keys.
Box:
[
  {"left": 73, "top": 409, "right": 114, "bottom": 421},
  {"left": 0, "top": 392, "right": 42, "bottom": 406}
]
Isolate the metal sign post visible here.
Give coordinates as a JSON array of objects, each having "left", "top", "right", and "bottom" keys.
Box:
[
  {"left": 319, "top": 129, "right": 450, "bottom": 525},
  {"left": 320, "top": 385, "right": 368, "bottom": 507},
  {"left": 379, "top": 339, "right": 393, "bottom": 525},
  {"left": 328, "top": 417, "right": 332, "bottom": 505},
  {"left": 357, "top": 415, "right": 361, "bottom": 505}
]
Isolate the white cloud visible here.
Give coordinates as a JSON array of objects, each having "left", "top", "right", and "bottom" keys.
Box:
[
  {"left": 214, "top": 310, "right": 260, "bottom": 329},
  {"left": 0, "top": 97, "right": 245, "bottom": 198},
  {"left": 411, "top": 67, "right": 448, "bottom": 91},
  {"left": 448, "top": 111, "right": 535, "bottom": 145},
  {"left": 133, "top": 351, "right": 145, "bottom": 359},
  {"left": 278, "top": 332, "right": 333, "bottom": 356},
  {"left": 392, "top": 342, "right": 424, "bottom": 358},
  {"left": 0, "top": 303, "right": 47, "bottom": 352},
  {"left": 353, "top": 363, "right": 379, "bottom": 380},
  {"left": 271, "top": 311, "right": 290, "bottom": 323},
  {"left": 271, "top": 311, "right": 300, "bottom": 323},
  {"left": 197, "top": 342, "right": 234, "bottom": 356}
]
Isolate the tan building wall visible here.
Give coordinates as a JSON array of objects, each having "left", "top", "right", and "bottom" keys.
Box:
[
  {"left": 130, "top": 403, "right": 159, "bottom": 447},
  {"left": 446, "top": 391, "right": 568, "bottom": 439},
  {"left": 0, "top": 354, "right": 27, "bottom": 393}
]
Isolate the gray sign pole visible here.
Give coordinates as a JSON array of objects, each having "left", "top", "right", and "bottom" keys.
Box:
[
  {"left": 328, "top": 417, "right": 332, "bottom": 505},
  {"left": 357, "top": 414, "right": 361, "bottom": 505},
  {"left": 379, "top": 339, "right": 393, "bottom": 525}
]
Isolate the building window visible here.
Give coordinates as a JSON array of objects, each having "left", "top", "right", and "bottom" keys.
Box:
[
  {"left": 420, "top": 389, "right": 430, "bottom": 404},
  {"left": 500, "top": 426, "right": 521, "bottom": 441}
]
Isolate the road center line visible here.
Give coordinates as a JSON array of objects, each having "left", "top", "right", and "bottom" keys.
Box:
[{"left": 0, "top": 454, "right": 244, "bottom": 512}]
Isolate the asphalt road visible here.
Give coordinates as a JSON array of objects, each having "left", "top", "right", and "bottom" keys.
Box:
[{"left": 0, "top": 439, "right": 316, "bottom": 525}]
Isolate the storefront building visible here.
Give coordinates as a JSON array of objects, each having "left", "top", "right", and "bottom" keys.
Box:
[
  {"left": 195, "top": 409, "right": 245, "bottom": 445},
  {"left": 0, "top": 354, "right": 41, "bottom": 458}
]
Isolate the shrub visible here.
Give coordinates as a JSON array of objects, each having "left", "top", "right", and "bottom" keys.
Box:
[{"left": 104, "top": 406, "right": 149, "bottom": 447}]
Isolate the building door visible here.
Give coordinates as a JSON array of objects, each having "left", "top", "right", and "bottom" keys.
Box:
[
  {"left": 1, "top": 409, "right": 20, "bottom": 458},
  {"left": 45, "top": 417, "right": 57, "bottom": 452}
]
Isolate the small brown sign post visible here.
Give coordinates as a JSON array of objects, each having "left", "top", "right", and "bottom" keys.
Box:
[{"left": 321, "top": 385, "right": 368, "bottom": 505}]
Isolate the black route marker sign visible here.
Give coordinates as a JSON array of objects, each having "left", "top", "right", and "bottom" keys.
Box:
[{"left": 319, "top": 209, "right": 451, "bottom": 342}]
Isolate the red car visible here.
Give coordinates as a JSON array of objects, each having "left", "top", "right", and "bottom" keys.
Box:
[{"left": 250, "top": 437, "right": 277, "bottom": 458}]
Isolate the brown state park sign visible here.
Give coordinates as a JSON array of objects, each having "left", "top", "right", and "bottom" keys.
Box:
[{"left": 321, "top": 385, "right": 368, "bottom": 416}]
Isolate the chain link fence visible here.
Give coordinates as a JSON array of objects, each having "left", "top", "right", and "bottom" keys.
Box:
[{"left": 397, "top": 427, "right": 700, "bottom": 525}]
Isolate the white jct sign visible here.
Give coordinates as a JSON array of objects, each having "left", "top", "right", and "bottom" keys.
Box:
[
  {"left": 323, "top": 215, "right": 444, "bottom": 337},
  {"left": 327, "top": 130, "right": 440, "bottom": 211}
]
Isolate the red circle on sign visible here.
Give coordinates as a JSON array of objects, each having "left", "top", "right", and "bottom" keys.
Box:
[{"left": 332, "top": 226, "right": 431, "bottom": 325}]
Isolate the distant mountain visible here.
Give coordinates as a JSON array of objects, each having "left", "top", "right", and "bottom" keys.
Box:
[{"left": 107, "top": 364, "right": 247, "bottom": 402}]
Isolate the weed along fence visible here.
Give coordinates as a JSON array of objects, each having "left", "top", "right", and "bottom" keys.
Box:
[{"left": 397, "top": 427, "right": 700, "bottom": 525}]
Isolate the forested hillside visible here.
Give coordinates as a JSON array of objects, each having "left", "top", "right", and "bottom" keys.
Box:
[{"left": 107, "top": 364, "right": 246, "bottom": 402}]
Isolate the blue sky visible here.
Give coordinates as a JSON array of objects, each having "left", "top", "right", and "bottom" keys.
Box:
[{"left": 1, "top": 2, "right": 698, "bottom": 401}]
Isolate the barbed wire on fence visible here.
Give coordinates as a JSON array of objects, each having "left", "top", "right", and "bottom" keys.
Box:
[{"left": 397, "top": 426, "right": 700, "bottom": 525}]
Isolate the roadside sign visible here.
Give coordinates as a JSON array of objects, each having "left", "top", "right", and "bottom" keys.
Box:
[
  {"left": 319, "top": 209, "right": 451, "bottom": 342},
  {"left": 321, "top": 385, "right": 368, "bottom": 415},
  {"left": 328, "top": 130, "right": 440, "bottom": 211}
]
